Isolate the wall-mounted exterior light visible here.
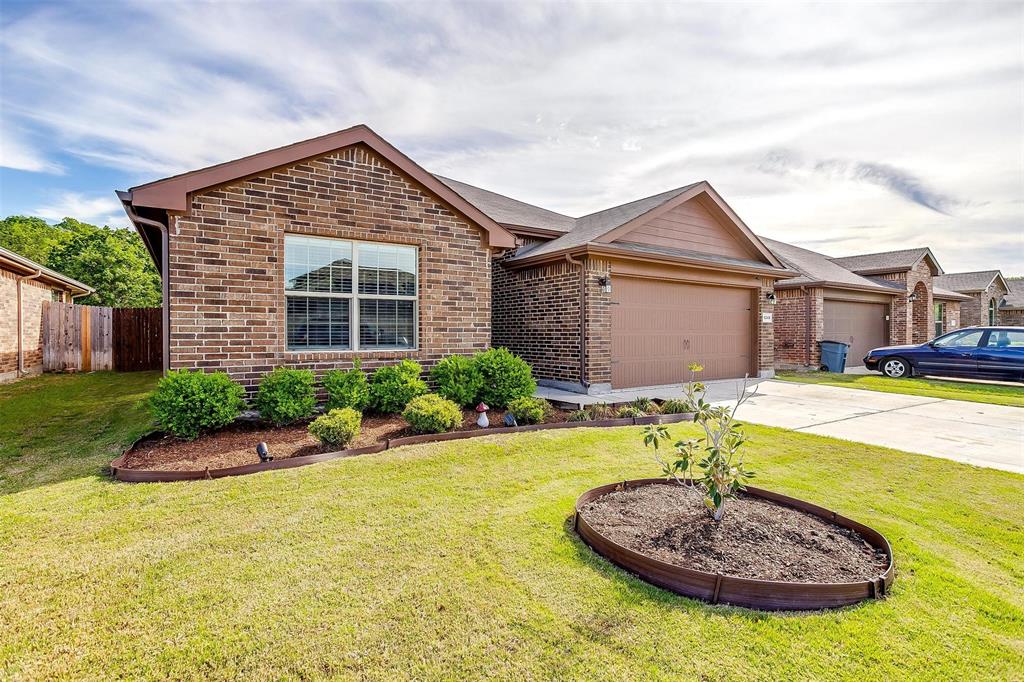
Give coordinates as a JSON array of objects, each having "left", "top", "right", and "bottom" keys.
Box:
[
  {"left": 908, "top": 293, "right": 918, "bottom": 303},
  {"left": 765, "top": 292, "right": 777, "bottom": 304},
  {"left": 597, "top": 275, "right": 612, "bottom": 294}
]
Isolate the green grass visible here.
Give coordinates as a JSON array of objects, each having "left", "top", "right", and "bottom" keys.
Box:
[
  {"left": 776, "top": 370, "right": 1024, "bottom": 407},
  {"left": 1, "top": 373, "right": 1022, "bottom": 680}
]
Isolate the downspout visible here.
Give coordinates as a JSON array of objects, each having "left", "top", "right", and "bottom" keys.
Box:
[
  {"left": 565, "top": 253, "right": 589, "bottom": 389},
  {"left": 15, "top": 269, "right": 42, "bottom": 377},
  {"left": 122, "top": 204, "right": 171, "bottom": 374}
]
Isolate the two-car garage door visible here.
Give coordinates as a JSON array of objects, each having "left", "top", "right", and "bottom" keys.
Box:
[
  {"left": 611, "top": 277, "right": 754, "bottom": 388},
  {"left": 823, "top": 299, "right": 888, "bottom": 367}
]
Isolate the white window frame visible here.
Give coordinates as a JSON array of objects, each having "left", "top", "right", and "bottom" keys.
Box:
[{"left": 284, "top": 234, "right": 418, "bottom": 352}]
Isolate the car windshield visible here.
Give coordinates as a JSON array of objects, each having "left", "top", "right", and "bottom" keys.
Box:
[{"left": 933, "top": 330, "right": 985, "bottom": 348}]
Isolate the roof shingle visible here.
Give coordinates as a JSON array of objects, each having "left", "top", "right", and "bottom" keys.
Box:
[
  {"left": 933, "top": 270, "right": 1004, "bottom": 293},
  {"left": 828, "top": 247, "right": 939, "bottom": 274},
  {"left": 761, "top": 238, "right": 898, "bottom": 293}
]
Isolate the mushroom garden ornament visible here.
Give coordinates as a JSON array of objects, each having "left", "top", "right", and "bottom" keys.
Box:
[{"left": 475, "top": 402, "right": 489, "bottom": 428}]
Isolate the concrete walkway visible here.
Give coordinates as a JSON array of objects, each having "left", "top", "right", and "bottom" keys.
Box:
[
  {"left": 721, "top": 381, "right": 1024, "bottom": 474},
  {"left": 537, "top": 379, "right": 1023, "bottom": 474}
]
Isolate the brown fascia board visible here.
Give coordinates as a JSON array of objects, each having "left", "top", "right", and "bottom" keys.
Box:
[
  {"left": 124, "top": 124, "right": 516, "bottom": 249},
  {"left": 500, "top": 224, "right": 565, "bottom": 239},
  {"left": 593, "top": 182, "right": 788, "bottom": 270},
  {"left": 774, "top": 279, "right": 899, "bottom": 295},
  {"left": 507, "top": 243, "right": 794, "bottom": 278},
  {"left": 0, "top": 248, "right": 94, "bottom": 294}
]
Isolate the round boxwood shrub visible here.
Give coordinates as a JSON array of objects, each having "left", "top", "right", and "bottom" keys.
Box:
[
  {"left": 474, "top": 347, "right": 537, "bottom": 408},
  {"left": 368, "top": 359, "right": 427, "bottom": 414},
  {"left": 402, "top": 393, "right": 462, "bottom": 434},
  {"left": 150, "top": 369, "right": 246, "bottom": 440},
  {"left": 254, "top": 367, "right": 317, "bottom": 425},
  {"left": 506, "top": 396, "right": 551, "bottom": 425},
  {"left": 323, "top": 359, "right": 370, "bottom": 411},
  {"left": 430, "top": 354, "right": 484, "bottom": 407},
  {"left": 308, "top": 407, "right": 361, "bottom": 448}
]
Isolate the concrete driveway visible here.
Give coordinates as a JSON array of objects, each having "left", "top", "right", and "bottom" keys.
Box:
[{"left": 726, "top": 380, "right": 1024, "bottom": 474}]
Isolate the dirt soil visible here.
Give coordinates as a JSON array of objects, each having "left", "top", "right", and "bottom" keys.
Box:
[
  {"left": 122, "top": 408, "right": 567, "bottom": 471},
  {"left": 580, "top": 484, "right": 889, "bottom": 583}
]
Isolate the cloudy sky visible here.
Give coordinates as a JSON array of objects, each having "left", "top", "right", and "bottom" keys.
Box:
[{"left": 1, "top": 1, "right": 1021, "bottom": 273}]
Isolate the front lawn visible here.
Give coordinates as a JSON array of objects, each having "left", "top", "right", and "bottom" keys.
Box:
[
  {"left": 1, "top": 373, "right": 1022, "bottom": 680},
  {"left": 776, "top": 370, "right": 1024, "bottom": 407}
]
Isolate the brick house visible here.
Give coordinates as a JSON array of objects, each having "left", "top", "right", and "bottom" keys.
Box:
[
  {"left": 118, "top": 125, "right": 791, "bottom": 394},
  {"left": 764, "top": 242, "right": 970, "bottom": 369},
  {"left": 933, "top": 271, "right": 1013, "bottom": 327},
  {"left": 1, "top": 246, "right": 93, "bottom": 382},
  {"left": 999, "top": 278, "right": 1024, "bottom": 326}
]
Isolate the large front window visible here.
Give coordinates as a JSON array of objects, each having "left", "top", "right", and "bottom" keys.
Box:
[{"left": 285, "top": 234, "right": 417, "bottom": 351}]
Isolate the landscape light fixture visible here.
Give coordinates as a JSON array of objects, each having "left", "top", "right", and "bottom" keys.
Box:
[{"left": 256, "top": 441, "right": 272, "bottom": 462}]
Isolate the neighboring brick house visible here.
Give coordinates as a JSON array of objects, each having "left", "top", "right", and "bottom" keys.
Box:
[
  {"left": 933, "top": 271, "right": 1012, "bottom": 327},
  {"left": 999, "top": 278, "right": 1024, "bottom": 326},
  {"left": 764, "top": 242, "right": 969, "bottom": 369},
  {"left": 119, "top": 125, "right": 791, "bottom": 394},
  {"left": 0, "top": 246, "right": 93, "bottom": 382}
]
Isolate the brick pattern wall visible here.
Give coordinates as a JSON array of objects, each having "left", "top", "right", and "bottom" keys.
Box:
[
  {"left": 583, "top": 257, "right": 612, "bottom": 387},
  {"left": 0, "top": 269, "right": 54, "bottom": 381},
  {"left": 757, "top": 279, "right": 776, "bottom": 375},
  {"left": 942, "top": 301, "right": 961, "bottom": 331},
  {"left": 878, "top": 260, "right": 933, "bottom": 344},
  {"left": 960, "top": 280, "right": 1008, "bottom": 327},
  {"left": 491, "top": 245, "right": 583, "bottom": 385},
  {"left": 773, "top": 287, "right": 823, "bottom": 370},
  {"left": 998, "top": 308, "right": 1024, "bottom": 325},
  {"left": 167, "top": 144, "right": 492, "bottom": 392}
]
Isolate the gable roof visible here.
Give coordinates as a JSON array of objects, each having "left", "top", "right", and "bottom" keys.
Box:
[
  {"left": 507, "top": 181, "right": 786, "bottom": 271},
  {"left": 1002, "top": 278, "right": 1024, "bottom": 310},
  {"left": 762, "top": 238, "right": 899, "bottom": 294},
  {"left": 0, "top": 245, "right": 93, "bottom": 294},
  {"left": 121, "top": 125, "right": 516, "bottom": 249},
  {"left": 435, "top": 176, "right": 575, "bottom": 234},
  {"left": 933, "top": 270, "right": 1008, "bottom": 294},
  {"left": 828, "top": 247, "right": 942, "bottom": 276},
  {"left": 932, "top": 285, "right": 973, "bottom": 302}
]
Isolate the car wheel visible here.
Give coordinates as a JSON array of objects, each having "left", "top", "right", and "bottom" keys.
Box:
[{"left": 881, "top": 358, "right": 910, "bottom": 379}]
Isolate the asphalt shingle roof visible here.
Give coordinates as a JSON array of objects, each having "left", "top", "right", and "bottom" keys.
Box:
[
  {"left": 933, "top": 270, "right": 1003, "bottom": 293},
  {"left": 435, "top": 176, "right": 576, "bottom": 233},
  {"left": 761, "top": 238, "right": 897, "bottom": 292},
  {"left": 828, "top": 248, "right": 937, "bottom": 273},
  {"left": 1001, "top": 278, "right": 1024, "bottom": 309}
]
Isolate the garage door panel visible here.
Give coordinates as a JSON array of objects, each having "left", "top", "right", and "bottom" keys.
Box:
[
  {"left": 823, "top": 300, "right": 888, "bottom": 367},
  {"left": 611, "top": 278, "right": 754, "bottom": 388}
]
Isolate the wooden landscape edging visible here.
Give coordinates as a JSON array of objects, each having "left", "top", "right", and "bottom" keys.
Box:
[
  {"left": 573, "top": 478, "right": 896, "bottom": 611},
  {"left": 110, "top": 413, "right": 695, "bottom": 483}
]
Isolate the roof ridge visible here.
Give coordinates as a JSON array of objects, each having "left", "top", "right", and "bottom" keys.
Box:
[
  {"left": 828, "top": 246, "right": 930, "bottom": 261},
  {"left": 575, "top": 183, "right": 700, "bottom": 221}
]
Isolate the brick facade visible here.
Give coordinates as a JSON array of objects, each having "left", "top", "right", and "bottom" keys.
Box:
[
  {"left": 960, "top": 279, "right": 1008, "bottom": 327},
  {"left": 878, "top": 259, "right": 934, "bottom": 345},
  {"left": 998, "top": 308, "right": 1024, "bottom": 325},
  {"left": 938, "top": 300, "right": 961, "bottom": 333},
  {"left": 0, "top": 269, "right": 59, "bottom": 382},
  {"left": 166, "top": 144, "right": 492, "bottom": 392},
  {"left": 773, "top": 287, "right": 823, "bottom": 370}
]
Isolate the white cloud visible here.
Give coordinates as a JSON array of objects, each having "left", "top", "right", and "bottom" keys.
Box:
[
  {"left": 0, "top": 1, "right": 1021, "bottom": 272},
  {"left": 34, "top": 192, "right": 127, "bottom": 228},
  {"left": 0, "top": 121, "right": 62, "bottom": 173}
]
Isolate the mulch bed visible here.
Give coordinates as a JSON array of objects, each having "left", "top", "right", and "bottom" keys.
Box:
[
  {"left": 122, "top": 407, "right": 569, "bottom": 472},
  {"left": 579, "top": 484, "right": 889, "bottom": 583}
]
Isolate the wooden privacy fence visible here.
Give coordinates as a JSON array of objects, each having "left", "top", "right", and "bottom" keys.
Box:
[{"left": 42, "top": 302, "right": 161, "bottom": 373}]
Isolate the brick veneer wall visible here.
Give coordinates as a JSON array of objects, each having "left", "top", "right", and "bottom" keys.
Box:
[
  {"left": 167, "top": 144, "right": 492, "bottom": 392},
  {"left": 773, "top": 287, "right": 823, "bottom": 370},
  {"left": 960, "top": 280, "right": 1009, "bottom": 326},
  {"left": 941, "top": 301, "right": 961, "bottom": 331},
  {"left": 583, "top": 257, "right": 612, "bottom": 387},
  {"left": 878, "top": 260, "right": 933, "bottom": 344},
  {"left": 757, "top": 279, "right": 777, "bottom": 376},
  {"left": 491, "top": 246, "right": 583, "bottom": 385},
  {"left": 0, "top": 269, "right": 55, "bottom": 381}
]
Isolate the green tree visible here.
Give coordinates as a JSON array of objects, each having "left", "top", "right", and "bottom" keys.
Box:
[
  {"left": 0, "top": 215, "right": 71, "bottom": 263},
  {"left": 46, "top": 224, "right": 161, "bottom": 307}
]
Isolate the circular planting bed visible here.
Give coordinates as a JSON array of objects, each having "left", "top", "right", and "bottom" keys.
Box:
[{"left": 574, "top": 479, "right": 894, "bottom": 610}]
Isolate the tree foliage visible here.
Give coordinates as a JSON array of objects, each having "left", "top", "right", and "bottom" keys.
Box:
[{"left": 0, "top": 214, "right": 161, "bottom": 307}]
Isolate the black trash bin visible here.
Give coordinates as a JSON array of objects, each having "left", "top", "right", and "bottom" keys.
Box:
[{"left": 819, "top": 340, "right": 850, "bottom": 373}]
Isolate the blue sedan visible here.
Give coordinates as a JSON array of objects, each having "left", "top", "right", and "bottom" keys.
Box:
[{"left": 864, "top": 326, "right": 1024, "bottom": 382}]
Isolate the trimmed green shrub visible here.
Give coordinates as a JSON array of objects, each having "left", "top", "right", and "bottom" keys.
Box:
[
  {"left": 323, "top": 359, "right": 370, "bottom": 411},
  {"left": 431, "top": 354, "right": 484, "bottom": 407},
  {"left": 308, "top": 407, "right": 361, "bottom": 448},
  {"left": 254, "top": 367, "right": 316, "bottom": 425},
  {"left": 150, "top": 369, "right": 246, "bottom": 440},
  {"left": 659, "top": 399, "right": 691, "bottom": 415},
  {"left": 402, "top": 393, "right": 462, "bottom": 434},
  {"left": 507, "top": 396, "right": 550, "bottom": 425},
  {"left": 368, "top": 359, "right": 427, "bottom": 414},
  {"left": 474, "top": 347, "right": 537, "bottom": 408}
]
